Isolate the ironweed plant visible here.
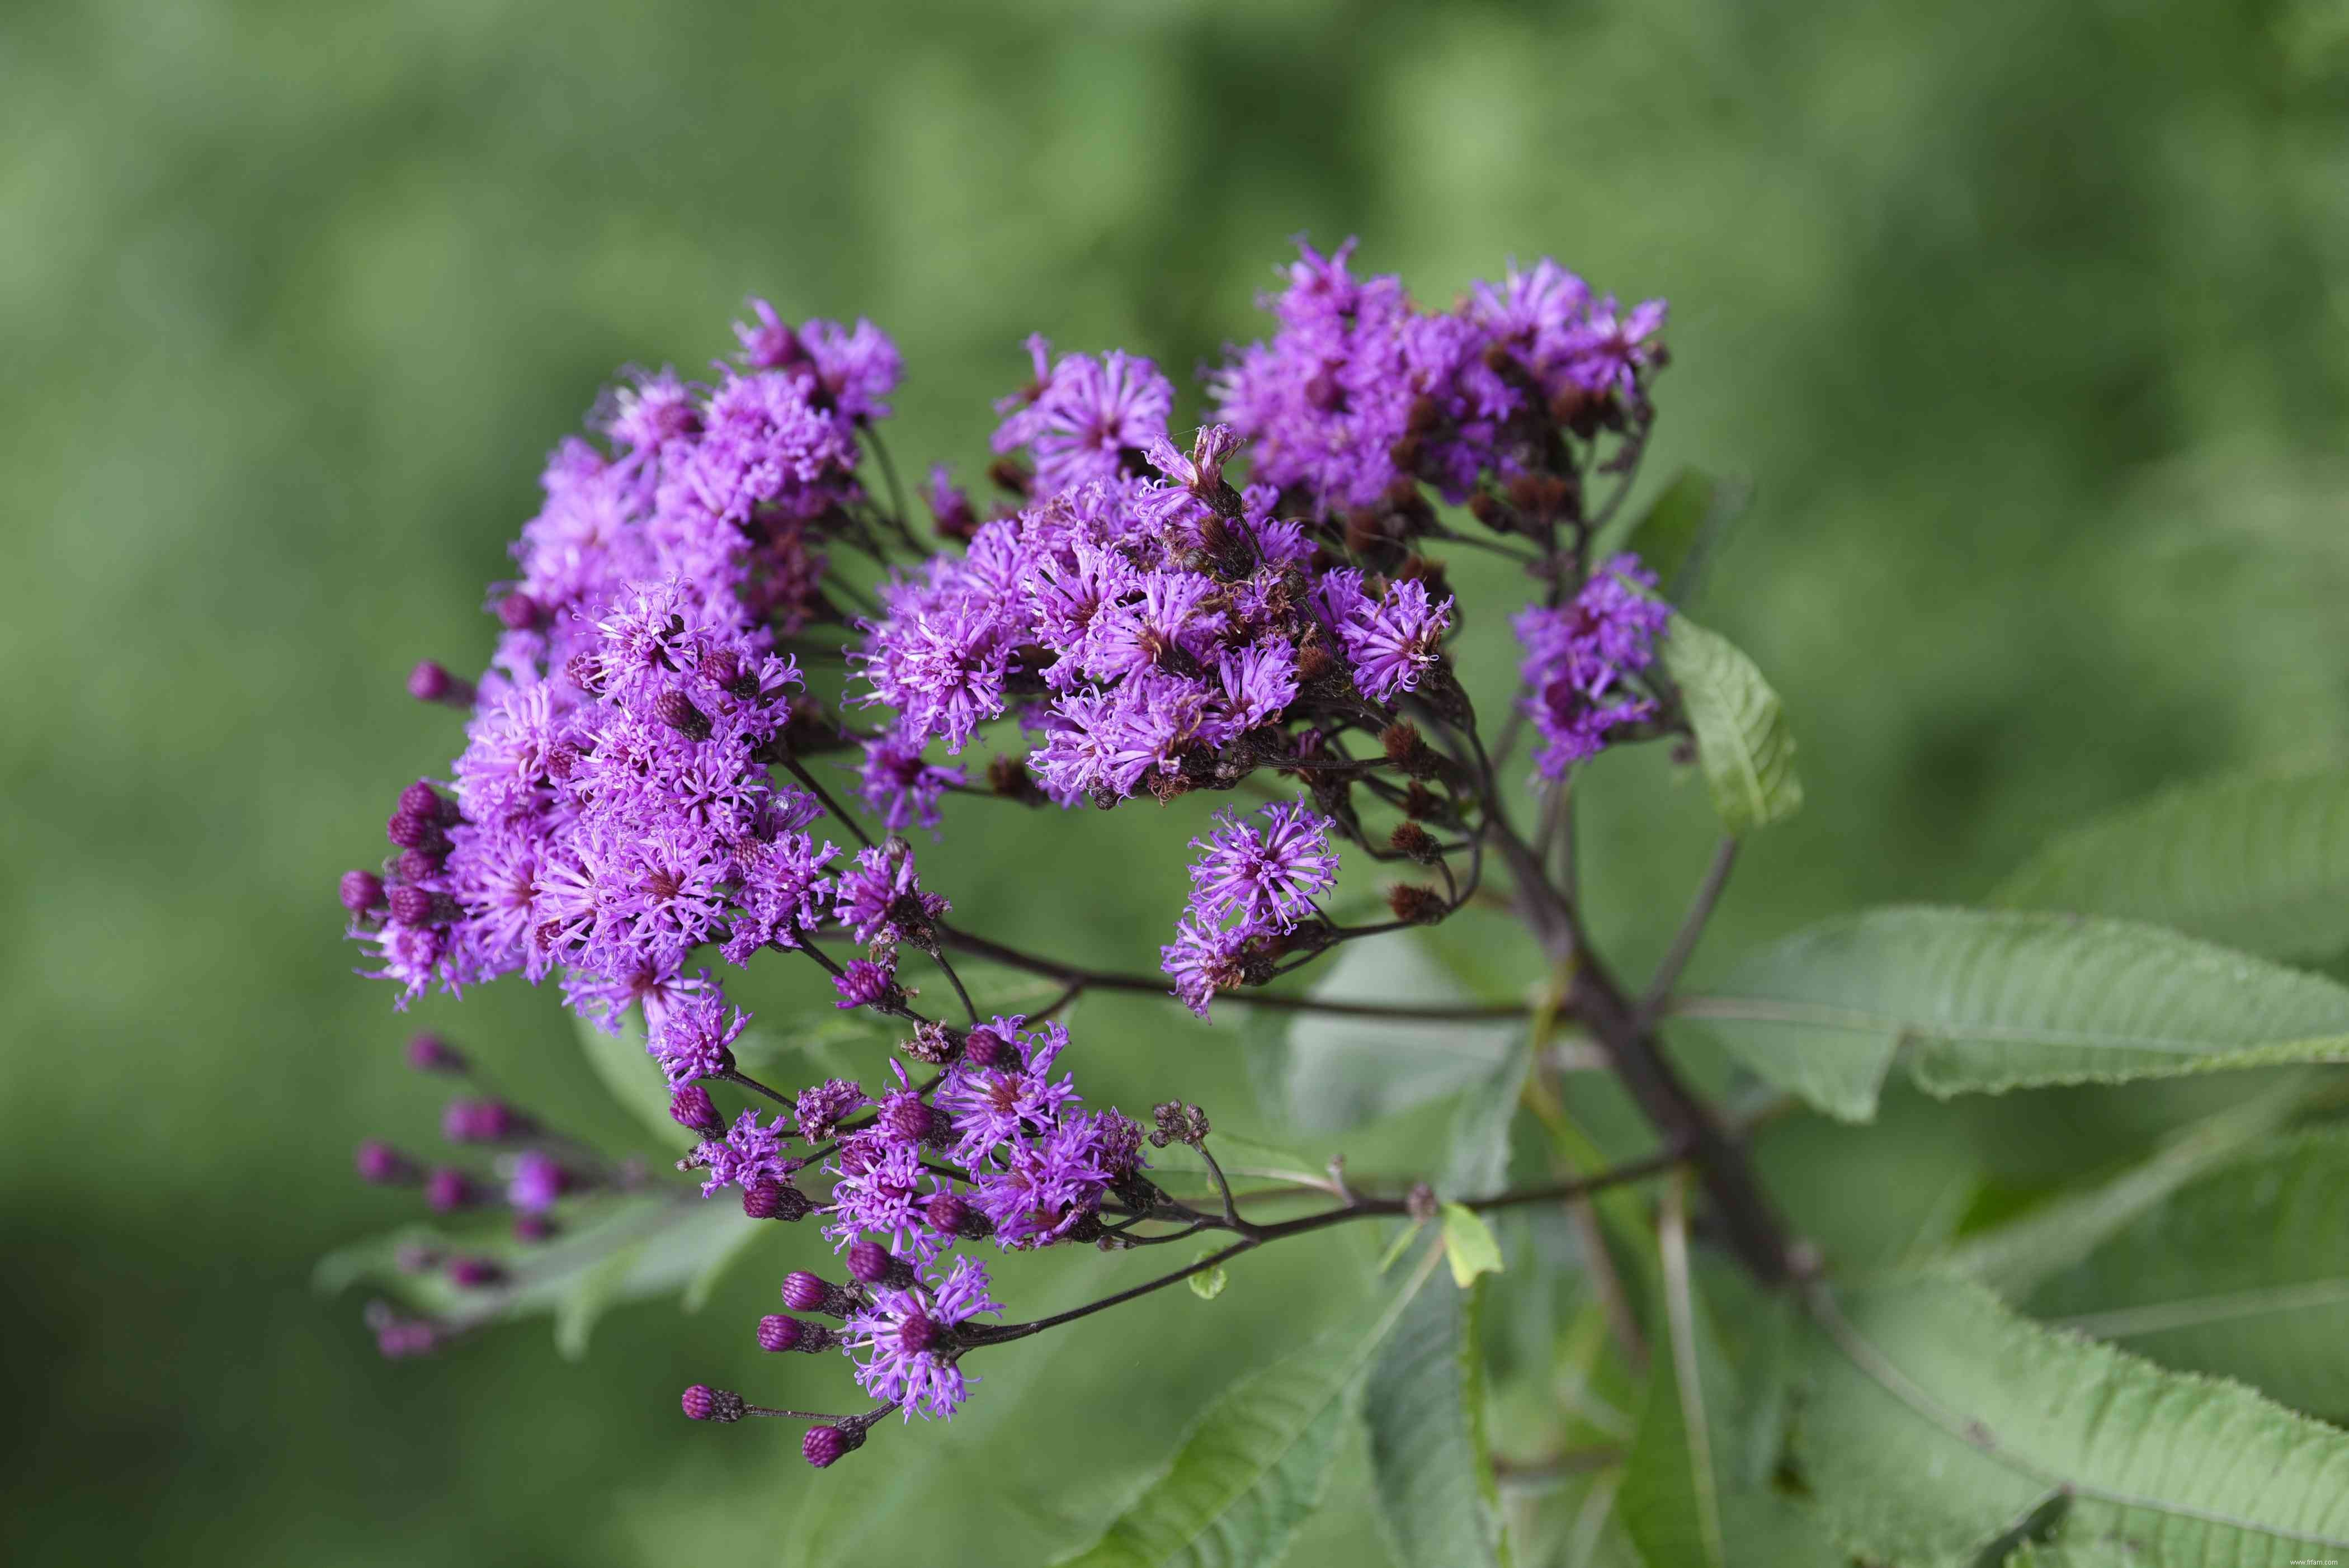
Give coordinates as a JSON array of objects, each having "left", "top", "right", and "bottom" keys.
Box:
[{"left": 331, "top": 240, "right": 2349, "bottom": 1565}]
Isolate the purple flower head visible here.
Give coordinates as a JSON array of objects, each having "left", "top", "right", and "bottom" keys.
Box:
[
  {"left": 937, "top": 1018, "right": 1078, "bottom": 1166},
  {"left": 1160, "top": 914, "right": 1253, "bottom": 1019},
  {"left": 696, "top": 1108, "right": 797, "bottom": 1198},
  {"left": 833, "top": 840, "right": 950, "bottom": 945},
  {"left": 1185, "top": 801, "right": 1339, "bottom": 933},
  {"left": 1568, "top": 297, "right": 1668, "bottom": 399},
  {"left": 1337, "top": 578, "right": 1452, "bottom": 702},
  {"left": 794, "top": 1076, "right": 869, "bottom": 1143},
  {"left": 992, "top": 341, "right": 1173, "bottom": 498},
  {"left": 800, "top": 317, "right": 904, "bottom": 421},
  {"left": 601, "top": 366, "right": 701, "bottom": 452},
  {"left": 833, "top": 956, "right": 899, "bottom": 1011},
  {"left": 855, "top": 735, "right": 965, "bottom": 835},
  {"left": 733, "top": 298, "right": 806, "bottom": 370},
  {"left": 673, "top": 369, "right": 859, "bottom": 528},
  {"left": 647, "top": 983, "right": 749, "bottom": 1085},
  {"left": 971, "top": 1116, "right": 1114, "bottom": 1248},
  {"left": 1514, "top": 554, "right": 1672, "bottom": 778},
  {"left": 1142, "top": 423, "right": 1242, "bottom": 499},
  {"left": 823, "top": 1131, "right": 944, "bottom": 1261},
  {"left": 842, "top": 1256, "right": 1001, "bottom": 1421},
  {"left": 507, "top": 1150, "right": 570, "bottom": 1213},
  {"left": 723, "top": 830, "right": 840, "bottom": 963}
]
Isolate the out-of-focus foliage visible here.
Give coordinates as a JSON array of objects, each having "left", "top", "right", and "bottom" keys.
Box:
[{"left": 4, "top": 1, "right": 2347, "bottom": 1564}]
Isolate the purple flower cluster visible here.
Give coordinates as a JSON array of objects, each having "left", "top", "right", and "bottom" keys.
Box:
[
  {"left": 1162, "top": 802, "right": 1339, "bottom": 1017},
  {"left": 1213, "top": 242, "right": 1666, "bottom": 512},
  {"left": 1513, "top": 553, "right": 1675, "bottom": 777}
]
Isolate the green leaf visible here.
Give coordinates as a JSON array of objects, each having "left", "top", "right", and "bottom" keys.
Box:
[
  {"left": 570, "top": 1002, "right": 687, "bottom": 1149},
  {"left": 2026, "top": 1126, "right": 2349, "bottom": 1421},
  {"left": 1940, "top": 1071, "right": 2314, "bottom": 1297},
  {"left": 681, "top": 1208, "right": 778, "bottom": 1313},
  {"left": 1601, "top": 466, "right": 1752, "bottom": 607},
  {"left": 1362, "top": 1275, "right": 1510, "bottom": 1568},
  {"left": 1993, "top": 761, "right": 2349, "bottom": 961},
  {"left": 1054, "top": 1263, "right": 1433, "bottom": 1568},
  {"left": 1187, "top": 1250, "right": 1230, "bottom": 1302},
  {"left": 1657, "top": 613, "right": 1803, "bottom": 835},
  {"left": 1794, "top": 1273, "right": 2349, "bottom": 1566},
  {"left": 1442, "top": 1039, "right": 1532, "bottom": 1200},
  {"left": 1249, "top": 934, "right": 1520, "bottom": 1135},
  {"left": 1680, "top": 906, "right": 2349, "bottom": 1118},
  {"left": 1442, "top": 1203, "right": 1505, "bottom": 1287},
  {"left": 555, "top": 1233, "right": 649, "bottom": 1361}
]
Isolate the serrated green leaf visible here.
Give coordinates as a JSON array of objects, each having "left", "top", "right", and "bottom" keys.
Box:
[
  {"left": 1680, "top": 906, "right": 2349, "bottom": 1118},
  {"left": 1054, "top": 1262, "right": 1433, "bottom": 1568},
  {"left": 1993, "top": 761, "right": 2349, "bottom": 961},
  {"left": 1251, "top": 934, "right": 1519, "bottom": 1135},
  {"left": 1941, "top": 1071, "right": 2313, "bottom": 1297},
  {"left": 1444, "top": 1203, "right": 1505, "bottom": 1287},
  {"left": 1600, "top": 466, "right": 1752, "bottom": 607},
  {"left": 1187, "top": 1250, "right": 1230, "bottom": 1302},
  {"left": 570, "top": 1002, "right": 687, "bottom": 1149},
  {"left": 2026, "top": 1126, "right": 2349, "bottom": 1421},
  {"left": 1657, "top": 613, "right": 1802, "bottom": 835},
  {"left": 1363, "top": 1275, "right": 1510, "bottom": 1568},
  {"left": 1795, "top": 1273, "right": 2349, "bottom": 1566}
]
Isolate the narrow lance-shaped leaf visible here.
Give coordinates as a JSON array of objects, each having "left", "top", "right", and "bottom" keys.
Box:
[
  {"left": 1993, "top": 761, "right": 2349, "bottom": 961},
  {"left": 2026, "top": 1126, "right": 2349, "bottom": 1423},
  {"left": 1362, "top": 1275, "right": 1510, "bottom": 1568},
  {"left": 1657, "top": 613, "right": 1803, "bottom": 835},
  {"left": 1794, "top": 1273, "right": 2349, "bottom": 1566},
  {"left": 1054, "top": 1253, "right": 1440, "bottom": 1568},
  {"left": 1679, "top": 906, "right": 2349, "bottom": 1119}
]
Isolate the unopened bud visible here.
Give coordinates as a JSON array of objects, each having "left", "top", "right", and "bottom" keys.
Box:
[
  {"left": 339, "top": 870, "right": 386, "bottom": 914},
  {"left": 407, "top": 660, "right": 474, "bottom": 708},
  {"left": 846, "top": 1240, "right": 914, "bottom": 1289}
]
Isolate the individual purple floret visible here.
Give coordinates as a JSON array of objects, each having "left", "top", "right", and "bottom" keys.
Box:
[
  {"left": 992, "top": 339, "right": 1173, "bottom": 498},
  {"left": 970, "top": 1115, "right": 1115, "bottom": 1248},
  {"left": 1159, "top": 914, "right": 1254, "bottom": 1019},
  {"left": 648, "top": 984, "right": 749, "bottom": 1085},
  {"left": 696, "top": 1109, "right": 798, "bottom": 1198},
  {"left": 1183, "top": 801, "right": 1339, "bottom": 933},
  {"left": 1333, "top": 578, "right": 1452, "bottom": 702},
  {"left": 1514, "top": 553, "right": 1672, "bottom": 777},
  {"left": 842, "top": 1256, "right": 1002, "bottom": 1420},
  {"left": 794, "top": 1077, "right": 869, "bottom": 1143},
  {"left": 833, "top": 840, "right": 950, "bottom": 946},
  {"left": 936, "top": 1017, "right": 1079, "bottom": 1166}
]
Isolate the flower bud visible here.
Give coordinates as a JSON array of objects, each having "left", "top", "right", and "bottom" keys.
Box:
[
  {"left": 339, "top": 870, "right": 386, "bottom": 914},
  {"left": 681, "top": 1384, "right": 728, "bottom": 1422},
  {"left": 895, "top": 1311, "right": 940, "bottom": 1354},
  {"left": 397, "top": 781, "right": 457, "bottom": 824},
  {"left": 961, "top": 1026, "right": 1009, "bottom": 1070},
  {"left": 654, "top": 689, "right": 712, "bottom": 742},
  {"left": 442, "top": 1098, "right": 526, "bottom": 1143},
  {"left": 846, "top": 1240, "right": 914, "bottom": 1289},
  {"left": 495, "top": 592, "right": 541, "bottom": 631},
  {"left": 757, "top": 1314, "right": 837, "bottom": 1354},
  {"left": 924, "top": 1191, "right": 993, "bottom": 1240},
  {"left": 740, "top": 1179, "right": 813, "bottom": 1222},
  {"left": 447, "top": 1256, "right": 506, "bottom": 1290},
  {"left": 385, "top": 884, "right": 441, "bottom": 926},
  {"left": 424, "top": 1168, "right": 482, "bottom": 1212},
  {"left": 1386, "top": 882, "right": 1447, "bottom": 925},
  {"left": 355, "top": 1141, "right": 418, "bottom": 1185},
  {"left": 406, "top": 1033, "right": 468, "bottom": 1073},
  {"left": 803, "top": 1424, "right": 864, "bottom": 1468},
  {"left": 385, "top": 809, "right": 448, "bottom": 852},
  {"left": 669, "top": 1084, "right": 722, "bottom": 1135},
  {"left": 407, "top": 660, "right": 474, "bottom": 708},
  {"left": 512, "top": 1213, "right": 559, "bottom": 1244},
  {"left": 781, "top": 1271, "right": 856, "bottom": 1317}
]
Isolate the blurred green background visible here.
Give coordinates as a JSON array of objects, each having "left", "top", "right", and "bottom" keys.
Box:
[{"left": 5, "top": 0, "right": 2347, "bottom": 1562}]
